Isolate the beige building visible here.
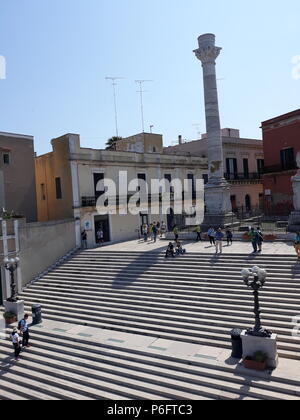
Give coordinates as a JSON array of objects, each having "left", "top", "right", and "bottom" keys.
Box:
[
  {"left": 165, "top": 128, "right": 264, "bottom": 212},
  {"left": 35, "top": 133, "right": 206, "bottom": 247},
  {"left": 116, "top": 133, "right": 164, "bottom": 154},
  {"left": 0, "top": 132, "right": 37, "bottom": 222}
]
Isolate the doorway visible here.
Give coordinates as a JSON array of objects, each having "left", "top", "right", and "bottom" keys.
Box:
[
  {"left": 94, "top": 215, "right": 110, "bottom": 244},
  {"left": 245, "top": 195, "right": 252, "bottom": 212}
]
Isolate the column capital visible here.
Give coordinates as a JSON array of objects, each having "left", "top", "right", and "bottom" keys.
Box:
[{"left": 194, "top": 45, "right": 222, "bottom": 65}]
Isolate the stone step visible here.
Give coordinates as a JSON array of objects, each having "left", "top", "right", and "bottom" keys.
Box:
[
  {"left": 34, "top": 276, "right": 300, "bottom": 294},
  {"left": 18, "top": 292, "right": 293, "bottom": 330},
  {"left": 0, "top": 376, "right": 59, "bottom": 400},
  {"left": 1, "top": 334, "right": 297, "bottom": 400},
  {"left": 28, "top": 328, "right": 300, "bottom": 389},
  {"left": 22, "top": 283, "right": 300, "bottom": 308},
  {"left": 21, "top": 305, "right": 300, "bottom": 359},
  {"left": 35, "top": 276, "right": 300, "bottom": 300},
  {"left": 53, "top": 266, "right": 300, "bottom": 283},
  {"left": 0, "top": 346, "right": 210, "bottom": 401},
  {"left": 65, "top": 257, "right": 300, "bottom": 274},
  {"left": 20, "top": 295, "right": 295, "bottom": 338},
  {"left": 19, "top": 289, "right": 296, "bottom": 324},
  {"left": 20, "top": 288, "right": 300, "bottom": 317},
  {"left": 80, "top": 250, "right": 296, "bottom": 258},
  {"left": 38, "top": 271, "right": 300, "bottom": 291}
]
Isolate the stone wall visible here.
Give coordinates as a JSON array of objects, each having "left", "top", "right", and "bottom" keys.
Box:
[{"left": 18, "top": 218, "right": 76, "bottom": 288}]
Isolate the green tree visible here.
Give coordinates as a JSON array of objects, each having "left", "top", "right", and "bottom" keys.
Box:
[{"left": 105, "top": 136, "right": 122, "bottom": 151}]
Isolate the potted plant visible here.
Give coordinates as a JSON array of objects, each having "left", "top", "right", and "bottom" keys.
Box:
[
  {"left": 243, "top": 351, "right": 268, "bottom": 371},
  {"left": 3, "top": 311, "right": 17, "bottom": 325},
  {"left": 264, "top": 234, "right": 277, "bottom": 241},
  {"left": 242, "top": 232, "right": 250, "bottom": 241}
]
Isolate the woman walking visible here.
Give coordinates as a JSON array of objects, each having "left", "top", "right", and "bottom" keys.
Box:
[
  {"left": 11, "top": 327, "right": 21, "bottom": 361},
  {"left": 207, "top": 227, "right": 216, "bottom": 246}
]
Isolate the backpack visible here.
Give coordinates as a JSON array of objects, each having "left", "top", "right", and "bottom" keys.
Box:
[{"left": 18, "top": 319, "right": 23, "bottom": 330}]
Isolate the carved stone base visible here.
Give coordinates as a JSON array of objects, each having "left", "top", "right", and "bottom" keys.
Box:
[
  {"left": 288, "top": 211, "right": 300, "bottom": 232},
  {"left": 202, "top": 213, "right": 237, "bottom": 230},
  {"left": 4, "top": 300, "right": 24, "bottom": 322},
  {"left": 241, "top": 330, "right": 279, "bottom": 370}
]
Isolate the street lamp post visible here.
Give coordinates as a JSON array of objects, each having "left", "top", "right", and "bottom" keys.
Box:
[
  {"left": 241, "top": 266, "right": 272, "bottom": 338},
  {"left": 4, "top": 257, "right": 20, "bottom": 303}
]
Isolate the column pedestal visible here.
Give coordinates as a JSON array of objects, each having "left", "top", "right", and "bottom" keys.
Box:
[
  {"left": 241, "top": 330, "right": 279, "bottom": 370},
  {"left": 4, "top": 300, "right": 24, "bottom": 322}
]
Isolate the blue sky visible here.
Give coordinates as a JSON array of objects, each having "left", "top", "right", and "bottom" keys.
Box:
[{"left": 0, "top": 0, "right": 299, "bottom": 155}]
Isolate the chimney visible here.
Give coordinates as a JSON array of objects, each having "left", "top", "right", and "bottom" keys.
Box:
[{"left": 178, "top": 135, "right": 183, "bottom": 145}]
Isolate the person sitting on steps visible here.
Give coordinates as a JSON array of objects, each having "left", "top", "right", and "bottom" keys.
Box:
[
  {"left": 165, "top": 242, "right": 175, "bottom": 258},
  {"left": 175, "top": 240, "right": 186, "bottom": 255}
]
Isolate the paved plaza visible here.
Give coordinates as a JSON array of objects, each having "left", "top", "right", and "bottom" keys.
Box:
[{"left": 98, "top": 237, "right": 296, "bottom": 256}]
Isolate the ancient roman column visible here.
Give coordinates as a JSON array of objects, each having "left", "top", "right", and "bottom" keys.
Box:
[{"left": 194, "top": 34, "right": 233, "bottom": 227}]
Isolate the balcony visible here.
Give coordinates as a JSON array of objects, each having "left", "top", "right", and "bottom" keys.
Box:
[
  {"left": 263, "top": 162, "right": 297, "bottom": 174},
  {"left": 224, "top": 173, "right": 262, "bottom": 181}
]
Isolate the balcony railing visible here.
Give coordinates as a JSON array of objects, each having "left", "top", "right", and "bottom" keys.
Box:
[
  {"left": 263, "top": 162, "right": 297, "bottom": 174},
  {"left": 224, "top": 173, "right": 262, "bottom": 181}
]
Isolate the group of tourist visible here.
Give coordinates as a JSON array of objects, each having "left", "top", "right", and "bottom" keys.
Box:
[
  {"left": 142, "top": 221, "right": 167, "bottom": 243},
  {"left": 10, "top": 314, "right": 31, "bottom": 362}
]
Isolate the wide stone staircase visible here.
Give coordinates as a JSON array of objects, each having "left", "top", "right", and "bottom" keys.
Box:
[{"left": 1, "top": 250, "right": 300, "bottom": 400}]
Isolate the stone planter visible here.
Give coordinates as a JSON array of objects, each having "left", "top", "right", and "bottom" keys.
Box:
[
  {"left": 243, "top": 357, "right": 267, "bottom": 372},
  {"left": 3, "top": 312, "right": 17, "bottom": 326}
]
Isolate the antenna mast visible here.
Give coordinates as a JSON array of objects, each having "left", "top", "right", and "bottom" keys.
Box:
[
  {"left": 106, "top": 76, "right": 124, "bottom": 137},
  {"left": 135, "top": 80, "right": 153, "bottom": 133}
]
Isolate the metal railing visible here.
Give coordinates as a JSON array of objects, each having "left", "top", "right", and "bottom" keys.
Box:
[
  {"left": 224, "top": 173, "right": 262, "bottom": 181},
  {"left": 263, "top": 162, "right": 297, "bottom": 174}
]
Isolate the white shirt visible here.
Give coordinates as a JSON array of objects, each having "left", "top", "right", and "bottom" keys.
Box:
[{"left": 11, "top": 332, "right": 20, "bottom": 344}]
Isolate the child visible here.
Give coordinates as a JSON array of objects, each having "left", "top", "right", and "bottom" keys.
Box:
[{"left": 226, "top": 229, "right": 233, "bottom": 246}]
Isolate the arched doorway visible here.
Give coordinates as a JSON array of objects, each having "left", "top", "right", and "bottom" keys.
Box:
[{"left": 245, "top": 195, "right": 252, "bottom": 212}]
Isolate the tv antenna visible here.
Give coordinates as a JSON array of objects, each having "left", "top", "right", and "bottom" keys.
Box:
[
  {"left": 192, "top": 123, "right": 202, "bottom": 139},
  {"left": 105, "top": 76, "right": 125, "bottom": 137},
  {"left": 135, "top": 80, "right": 153, "bottom": 133}
]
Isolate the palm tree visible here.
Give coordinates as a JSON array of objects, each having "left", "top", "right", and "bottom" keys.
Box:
[{"left": 105, "top": 136, "right": 122, "bottom": 151}]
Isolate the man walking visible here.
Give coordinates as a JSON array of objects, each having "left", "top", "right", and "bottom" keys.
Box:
[
  {"left": 207, "top": 227, "right": 216, "bottom": 246},
  {"left": 215, "top": 228, "right": 224, "bottom": 254},
  {"left": 152, "top": 223, "right": 158, "bottom": 243},
  {"left": 195, "top": 225, "right": 202, "bottom": 242},
  {"left": 96, "top": 228, "right": 104, "bottom": 246},
  {"left": 19, "top": 314, "right": 30, "bottom": 349},
  {"left": 173, "top": 225, "right": 179, "bottom": 241},
  {"left": 249, "top": 227, "right": 259, "bottom": 253},
  {"left": 81, "top": 230, "right": 88, "bottom": 249}
]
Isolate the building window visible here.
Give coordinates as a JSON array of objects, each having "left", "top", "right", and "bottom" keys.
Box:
[
  {"left": 41, "top": 184, "right": 46, "bottom": 201},
  {"left": 280, "top": 148, "right": 294, "bottom": 170},
  {"left": 226, "top": 158, "right": 238, "bottom": 179},
  {"left": 203, "top": 174, "right": 209, "bottom": 185},
  {"left": 243, "top": 159, "right": 249, "bottom": 178},
  {"left": 55, "top": 177, "right": 62, "bottom": 200},
  {"left": 93, "top": 173, "right": 105, "bottom": 199},
  {"left": 3, "top": 153, "right": 10, "bottom": 165},
  {"left": 257, "top": 159, "right": 264, "bottom": 174},
  {"left": 187, "top": 173, "right": 196, "bottom": 199}
]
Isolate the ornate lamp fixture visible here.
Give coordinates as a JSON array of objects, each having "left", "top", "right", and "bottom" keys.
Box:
[
  {"left": 241, "top": 266, "right": 272, "bottom": 338},
  {"left": 3, "top": 257, "right": 20, "bottom": 303}
]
